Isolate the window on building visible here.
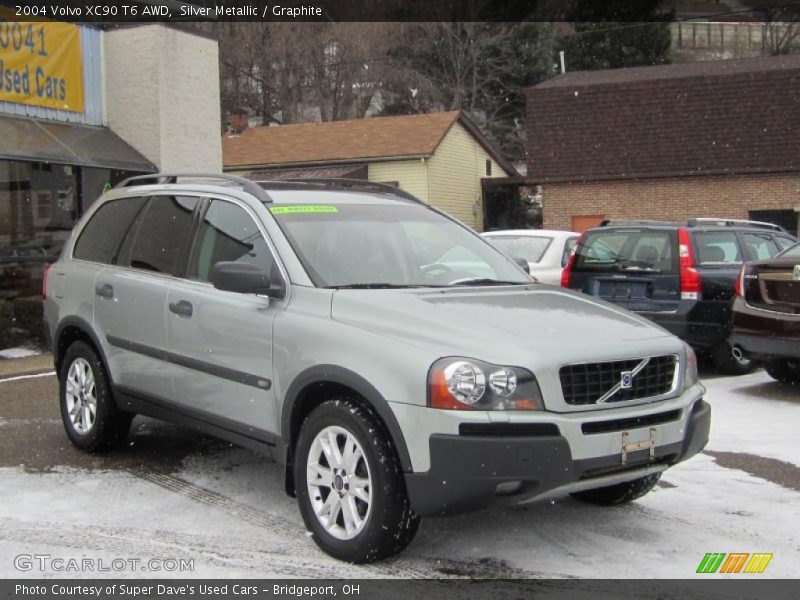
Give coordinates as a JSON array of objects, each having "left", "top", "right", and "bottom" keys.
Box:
[
  {"left": 485, "top": 160, "right": 492, "bottom": 176},
  {"left": 188, "top": 200, "right": 275, "bottom": 282},
  {"left": 749, "top": 209, "right": 797, "bottom": 237},
  {"left": 125, "top": 196, "right": 198, "bottom": 274},
  {"left": 0, "top": 160, "right": 77, "bottom": 301}
]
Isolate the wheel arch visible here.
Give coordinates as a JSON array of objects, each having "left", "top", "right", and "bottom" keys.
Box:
[
  {"left": 280, "top": 365, "right": 413, "bottom": 495},
  {"left": 54, "top": 317, "right": 109, "bottom": 378}
]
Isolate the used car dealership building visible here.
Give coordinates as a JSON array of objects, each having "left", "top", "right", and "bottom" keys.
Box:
[{"left": 0, "top": 19, "right": 220, "bottom": 338}]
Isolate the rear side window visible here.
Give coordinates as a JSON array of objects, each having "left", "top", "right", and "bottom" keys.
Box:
[
  {"left": 775, "top": 235, "right": 797, "bottom": 251},
  {"left": 124, "top": 196, "right": 199, "bottom": 274},
  {"left": 574, "top": 230, "right": 674, "bottom": 273},
  {"left": 693, "top": 231, "right": 741, "bottom": 264},
  {"left": 73, "top": 197, "right": 147, "bottom": 264},
  {"left": 742, "top": 232, "right": 780, "bottom": 261},
  {"left": 780, "top": 243, "right": 800, "bottom": 258}
]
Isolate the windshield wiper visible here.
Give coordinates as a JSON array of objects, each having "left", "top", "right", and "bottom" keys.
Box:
[
  {"left": 327, "top": 283, "right": 429, "bottom": 289},
  {"left": 449, "top": 278, "right": 528, "bottom": 287}
]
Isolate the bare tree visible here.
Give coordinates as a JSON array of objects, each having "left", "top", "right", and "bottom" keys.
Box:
[{"left": 764, "top": 10, "right": 800, "bottom": 55}]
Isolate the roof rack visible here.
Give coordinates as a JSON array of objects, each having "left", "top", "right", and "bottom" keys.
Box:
[
  {"left": 599, "top": 219, "right": 676, "bottom": 228},
  {"left": 260, "top": 178, "right": 425, "bottom": 204},
  {"left": 115, "top": 173, "right": 274, "bottom": 203},
  {"left": 686, "top": 218, "right": 786, "bottom": 232}
]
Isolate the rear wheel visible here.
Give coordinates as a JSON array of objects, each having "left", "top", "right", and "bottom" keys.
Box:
[
  {"left": 765, "top": 358, "right": 800, "bottom": 384},
  {"left": 710, "top": 340, "right": 756, "bottom": 375},
  {"left": 59, "top": 341, "right": 133, "bottom": 453},
  {"left": 294, "top": 398, "right": 419, "bottom": 563},
  {"left": 570, "top": 473, "right": 661, "bottom": 506}
]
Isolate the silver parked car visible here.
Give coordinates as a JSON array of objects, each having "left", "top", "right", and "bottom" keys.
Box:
[
  {"left": 482, "top": 229, "right": 579, "bottom": 284},
  {"left": 44, "top": 175, "right": 709, "bottom": 563}
]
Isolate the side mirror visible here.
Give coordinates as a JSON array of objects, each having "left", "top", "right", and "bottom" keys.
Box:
[
  {"left": 210, "top": 262, "right": 285, "bottom": 299},
  {"left": 512, "top": 256, "right": 531, "bottom": 274}
]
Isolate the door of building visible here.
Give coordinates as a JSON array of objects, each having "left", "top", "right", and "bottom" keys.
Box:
[
  {"left": 749, "top": 210, "right": 797, "bottom": 236},
  {"left": 571, "top": 215, "right": 605, "bottom": 233}
]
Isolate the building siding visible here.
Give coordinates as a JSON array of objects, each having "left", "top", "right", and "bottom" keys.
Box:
[
  {"left": 367, "top": 159, "right": 429, "bottom": 202},
  {"left": 543, "top": 173, "right": 800, "bottom": 233},
  {"left": 426, "top": 122, "right": 508, "bottom": 231},
  {"left": 104, "top": 25, "right": 221, "bottom": 171}
]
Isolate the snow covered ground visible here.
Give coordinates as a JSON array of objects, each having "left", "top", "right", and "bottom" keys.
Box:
[{"left": 0, "top": 369, "right": 797, "bottom": 579}]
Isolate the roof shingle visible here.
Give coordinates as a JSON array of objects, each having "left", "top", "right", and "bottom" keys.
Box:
[
  {"left": 223, "top": 111, "right": 461, "bottom": 169},
  {"left": 525, "top": 55, "right": 800, "bottom": 182}
]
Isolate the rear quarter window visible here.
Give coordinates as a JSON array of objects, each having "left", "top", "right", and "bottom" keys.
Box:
[{"left": 72, "top": 196, "right": 147, "bottom": 264}]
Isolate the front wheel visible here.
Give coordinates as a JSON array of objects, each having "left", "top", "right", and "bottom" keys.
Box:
[
  {"left": 570, "top": 472, "right": 661, "bottom": 506},
  {"left": 765, "top": 358, "right": 800, "bottom": 384},
  {"left": 294, "top": 398, "right": 420, "bottom": 563}
]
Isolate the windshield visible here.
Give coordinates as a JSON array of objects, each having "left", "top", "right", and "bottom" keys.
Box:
[
  {"left": 779, "top": 242, "right": 800, "bottom": 258},
  {"left": 271, "top": 203, "right": 530, "bottom": 288},
  {"left": 485, "top": 235, "right": 552, "bottom": 263}
]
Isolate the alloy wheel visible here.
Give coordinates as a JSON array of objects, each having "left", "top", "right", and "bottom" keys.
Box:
[
  {"left": 306, "top": 425, "right": 372, "bottom": 540},
  {"left": 64, "top": 358, "right": 97, "bottom": 434}
]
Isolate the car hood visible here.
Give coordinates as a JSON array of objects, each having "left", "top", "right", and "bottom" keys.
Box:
[{"left": 331, "top": 285, "right": 679, "bottom": 365}]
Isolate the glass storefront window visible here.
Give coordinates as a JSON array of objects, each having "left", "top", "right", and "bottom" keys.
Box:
[
  {"left": 0, "top": 160, "right": 144, "bottom": 348},
  {"left": 0, "top": 161, "right": 78, "bottom": 301}
]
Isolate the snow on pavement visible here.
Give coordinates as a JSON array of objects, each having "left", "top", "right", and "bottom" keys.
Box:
[{"left": 0, "top": 370, "right": 797, "bottom": 579}]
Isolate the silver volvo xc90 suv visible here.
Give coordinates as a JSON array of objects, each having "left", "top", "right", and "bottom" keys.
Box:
[{"left": 43, "top": 174, "right": 710, "bottom": 563}]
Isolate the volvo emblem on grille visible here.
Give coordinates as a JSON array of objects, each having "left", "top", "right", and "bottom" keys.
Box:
[
  {"left": 596, "top": 357, "right": 651, "bottom": 403},
  {"left": 620, "top": 371, "right": 634, "bottom": 389}
]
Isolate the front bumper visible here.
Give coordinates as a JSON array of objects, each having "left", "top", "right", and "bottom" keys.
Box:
[{"left": 404, "top": 398, "right": 710, "bottom": 517}]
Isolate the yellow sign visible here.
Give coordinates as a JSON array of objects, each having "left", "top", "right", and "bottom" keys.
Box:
[{"left": 0, "top": 18, "right": 84, "bottom": 112}]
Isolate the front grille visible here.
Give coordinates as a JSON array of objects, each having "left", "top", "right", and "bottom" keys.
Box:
[{"left": 560, "top": 355, "right": 677, "bottom": 405}]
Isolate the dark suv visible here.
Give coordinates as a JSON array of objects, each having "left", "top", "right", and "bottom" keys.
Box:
[{"left": 562, "top": 219, "right": 796, "bottom": 374}]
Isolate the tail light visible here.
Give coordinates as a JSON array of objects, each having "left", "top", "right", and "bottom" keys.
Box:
[
  {"left": 561, "top": 234, "right": 584, "bottom": 288},
  {"left": 42, "top": 262, "right": 52, "bottom": 301},
  {"left": 678, "top": 228, "right": 701, "bottom": 300},
  {"left": 734, "top": 265, "right": 746, "bottom": 298}
]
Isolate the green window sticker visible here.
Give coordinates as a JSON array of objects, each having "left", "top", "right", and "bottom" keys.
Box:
[{"left": 269, "top": 205, "right": 339, "bottom": 215}]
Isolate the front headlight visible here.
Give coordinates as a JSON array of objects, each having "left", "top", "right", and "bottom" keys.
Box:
[
  {"left": 684, "top": 343, "right": 699, "bottom": 388},
  {"left": 428, "top": 357, "right": 543, "bottom": 411}
]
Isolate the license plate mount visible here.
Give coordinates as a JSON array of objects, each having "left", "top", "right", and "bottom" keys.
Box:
[{"left": 621, "top": 428, "right": 656, "bottom": 465}]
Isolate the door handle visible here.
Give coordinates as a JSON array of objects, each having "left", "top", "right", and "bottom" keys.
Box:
[
  {"left": 95, "top": 283, "right": 114, "bottom": 299},
  {"left": 169, "top": 300, "right": 193, "bottom": 318}
]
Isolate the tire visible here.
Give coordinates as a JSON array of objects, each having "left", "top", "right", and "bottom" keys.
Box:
[
  {"left": 710, "top": 340, "right": 757, "bottom": 375},
  {"left": 294, "top": 397, "right": 420, "bottom": 563},
  {"left": 765, "top": 358, "right": 800, "bottom": 384},
  {"left": 59, "top": 341, "right": 133, "bottom": 453},
  {"left": 570, "top": 472, "right": 661, "bottom": 506}
]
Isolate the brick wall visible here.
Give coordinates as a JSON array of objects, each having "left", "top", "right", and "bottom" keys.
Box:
[{"left": 543, "top": 172, "right": 800, "bottom": 232}]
